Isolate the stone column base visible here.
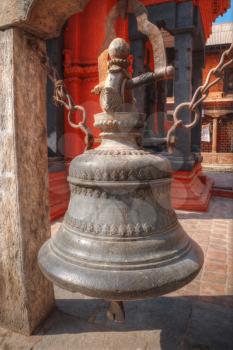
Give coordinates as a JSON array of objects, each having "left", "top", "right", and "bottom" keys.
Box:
[
  {"left": 171, "top": 164, "right": 213, "bottom": 211},
  {"left": 212, "top": 188, "right": 233, "bottom": 199}
]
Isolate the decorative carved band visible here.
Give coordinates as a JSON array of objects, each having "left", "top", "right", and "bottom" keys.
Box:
[
  {"left": 65, "top": 213, "right": 152, "bottom": 237},
  {"left": 94, "top": 117, "right": 144, "bottom": 131},
  {"left": 70, "top": 166, "right": 168, "bottom": 182},
  {"left": 64, "top": 63, "right": 99, "bottom": 79},
  {"left": 86, "top": 148, "right": 146, "bottom": 156},
  {"left": 70, "top": 185, "right": 150, "bottom": 200},
  {"left": 64, "top": 212, "right": 177, "bottom": 238},
  {"left": 66, "top": 180, "right": 177, "bottom": 238},
  {"left": 70, "top": 181, "right": 171, "bottom": 196}
]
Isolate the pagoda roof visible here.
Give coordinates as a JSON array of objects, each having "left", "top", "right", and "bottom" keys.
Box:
[
  {"left": 142, "top": 0, "right": 231, "bottom": 38},
  {"left": 206, "top": 22, "right": 233, "bottom": 46}
]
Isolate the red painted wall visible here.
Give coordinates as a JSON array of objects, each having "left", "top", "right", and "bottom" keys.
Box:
[
  {"left": 194, "top": 0, "right": 230, "bottom": 38},
  {"left": 63, "top": 0, "right": 231, "bottom": 161},
  {"left": 63, "top": 0, "right": 129, "bottom": 160}
]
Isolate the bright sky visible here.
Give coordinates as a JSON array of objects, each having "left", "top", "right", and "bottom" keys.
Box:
[{"left": 215, "top": 0, "right": 233, "bottom": 23}]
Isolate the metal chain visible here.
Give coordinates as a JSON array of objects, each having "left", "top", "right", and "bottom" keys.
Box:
[
  {"left": 167, "top": 42, "right": 233, "bottom": 153},
  {"left": 26, "top": 34, "right": 94, "bottom": 151},
  {"left": 26, "top": 33, "right": 232, "bottom": 154}
]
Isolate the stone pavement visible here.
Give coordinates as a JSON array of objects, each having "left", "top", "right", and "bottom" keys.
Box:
[
  {"left": 0, "top": 197, "right": 232, "bottom": 350},
  {"left": 204, "top": 171, "right": 233, "bottom": 190}
]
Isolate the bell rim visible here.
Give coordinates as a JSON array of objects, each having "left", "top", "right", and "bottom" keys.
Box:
[
  {"left": 67, "top": 177, "right": 172, "bottom": 188},
  {"left": 38, "top": 238, "right": 203, "bottom": 301}
]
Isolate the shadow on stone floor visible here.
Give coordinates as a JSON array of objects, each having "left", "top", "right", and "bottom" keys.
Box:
[
  {"left": 176, "top": 197, "right": 233, "bottom": 220},
  {"left": 34, "top": 294, "right": 233, "bottom": 350}
]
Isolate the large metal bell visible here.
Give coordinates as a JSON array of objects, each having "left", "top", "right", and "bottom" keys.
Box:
[{"left": 38, "top": 111, "right": 203, "bottom": 301}]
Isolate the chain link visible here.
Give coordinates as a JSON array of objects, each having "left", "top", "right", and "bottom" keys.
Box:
[
  {"left": 167, "top": 42, "right": 233, "bottom": 153},
  {"left": 26, "top": 33, "right": 233, "bottom": 154},
  {"left": 26, "top": 34, "right": 94, "bottom": 151}
]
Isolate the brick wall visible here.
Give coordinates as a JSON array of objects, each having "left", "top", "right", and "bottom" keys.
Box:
[
  {"left": 201, "top": 116, "right": 233, "bottom": 153},
  {"left": 202, "top": 152, "right": 233, "bottom": 165},
  {"left": 201, "top": 140, "right": 212, "bottom": 152},
  {"left": 201, "top": 50, "right": 233, "bottom": 155},
  {"left": 203, "top": 52, "right": 224, "bottom": 93},
  {"left": 218, "top": 117, "right": 233, "bottom": 153}
]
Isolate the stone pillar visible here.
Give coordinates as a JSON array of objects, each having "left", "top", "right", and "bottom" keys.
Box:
[
  {"left": 191, "top": 50, "right": 204, "bottom": 159},
  {"left": 156, "top": 80, "right": 167, "bottom": 138},
  {"left": 128, "top": 1, "right": 213, "bottom": 211},
  {"left": 173, "top": 30, "right": 194, "bottom": 170},
  {"left": 130, "top": 37, "right": 146, "bottom": 114},
  {"left": 0, "top": 28, "right": 54, "bottom": 335},
  {"left": 212, "top": 118, "right": 218, "bottom": 153}
]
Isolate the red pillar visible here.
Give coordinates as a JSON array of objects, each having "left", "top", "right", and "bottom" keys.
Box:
[{"left": 171, "top": 164, "right": 214, "bottom": 211}]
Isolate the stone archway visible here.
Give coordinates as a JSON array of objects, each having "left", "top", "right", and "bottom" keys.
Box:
[
  {"left": 0, "top": 0, "right": 91, "bottom": 38},
  {"left": 0, "top": 0, "right": 92, "bottom": 335}
]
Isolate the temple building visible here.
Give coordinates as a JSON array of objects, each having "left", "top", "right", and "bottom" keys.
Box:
[
  {"left": 47, "top": 0, "right": 231, "bottom": 220},
  {"left": 201, "top": 22, "right": 233, "bottom": 170}
]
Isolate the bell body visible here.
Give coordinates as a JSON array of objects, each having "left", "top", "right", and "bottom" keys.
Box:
[{"left": 38, "top": 112, "right": 203, "bottom": 300}]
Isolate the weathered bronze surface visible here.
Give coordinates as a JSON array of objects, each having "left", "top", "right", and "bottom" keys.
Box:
[
  {"left": 38, "top": 106, "right": 203, "bottom": 300},
  {"left": 92, "top": 38, "right": 173, "bottom": 115}
]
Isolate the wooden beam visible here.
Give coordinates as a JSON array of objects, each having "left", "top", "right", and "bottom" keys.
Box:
[{"left": 212, "top": 118, "right": 218, "bottom": 153}]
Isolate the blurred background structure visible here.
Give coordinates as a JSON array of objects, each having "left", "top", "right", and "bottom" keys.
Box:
[{"left": 46, "top": 0, "right": 232, "bottom": 219}]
